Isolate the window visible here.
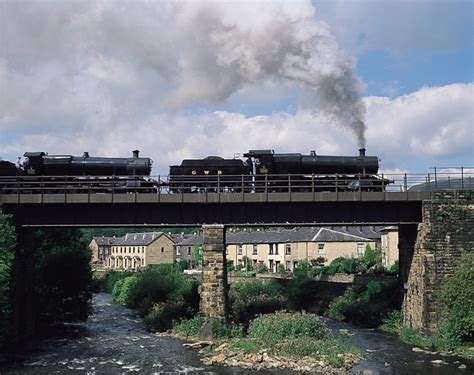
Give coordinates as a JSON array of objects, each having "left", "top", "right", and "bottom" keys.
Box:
[
  {"left": 269, "top": 244, "right": 273, "bottom": 255},
  {"left": 238, "top": 245, "right": 243, "bottom": 255},
  {"left": 187, "top": 247, "right": 192, "bottom": 256},
  {"left": 176, "top": 246, "right": 181, "bottom": 255},
  {"left": 285, "top": 244, "right": 291, "bottom": 255},
  {"left": 357, "top": 243, "right": 364, "bottom": 255},
  {"left": 286, "top": 261, "right": 292, "bottom": 271},
  {"left": 141, "top": 258, "right": 145, "bottom": 266},
  {"left": 252, "top": 245, "right": 258, "bottom": 255},
  {"left": 275, "top": 244, "right": 279, "bottom": 255},
  {"left": 318, "top": 244, "right": 325, "bottom": 254},
  {"left": 161, "top": 247, "right": 165, "bottom": 253}
]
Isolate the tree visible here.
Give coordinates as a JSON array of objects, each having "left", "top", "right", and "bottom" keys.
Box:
[
  {"left": 34, "top": 229, "right": 93, "bottom": 323},
  {"left": 0, "top": 214, "right": 16, "bottom": 348}
]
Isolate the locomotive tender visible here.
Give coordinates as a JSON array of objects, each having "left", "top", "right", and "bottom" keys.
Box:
[
  {"left": 168, "top": 148, "right": 391, "bottom": 193},
  {"left": 0, "top": 150, "right": 155, "bottom": 193}
]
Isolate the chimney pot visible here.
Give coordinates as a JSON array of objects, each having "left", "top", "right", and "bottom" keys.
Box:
[
  {"left": 133, "top": 150, "right": 139, "bottom": 158},
  {"left": 83, "top": 152, "right": 90, "bottom": 158}
]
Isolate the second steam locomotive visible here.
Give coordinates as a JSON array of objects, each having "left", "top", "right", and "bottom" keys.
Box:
[{"left": 169, "top": 148, "right": 391, "bottom": 193}]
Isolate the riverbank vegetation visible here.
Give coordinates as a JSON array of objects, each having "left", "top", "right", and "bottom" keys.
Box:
[
  {"left": 0, "top": 213, "right": 94, "bottom": 353},
  {"left": 379, "top": 251, "right": 474, "bottom": 359},
  {"left": 109, "top": 265, "right": 199, "bottom": 331}
]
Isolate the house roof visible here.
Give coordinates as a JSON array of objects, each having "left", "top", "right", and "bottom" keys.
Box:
[
  {"left": 174, "top": 226, "right": 380, "bottom": 246},
  {"left": 92, "top": 236, "right": 116, "bottom": 246},
  {"left": 112, "top": 232, "right": 170, "bottom": 246}
]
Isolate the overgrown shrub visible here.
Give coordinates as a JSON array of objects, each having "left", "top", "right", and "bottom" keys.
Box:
[
  {"left": 229, "top": 281, "right": 286, "bottom": 323},
  {"left": 248, "top": 312, "right": 329, "bottom": 343},
  {"left": 173, "top": 316, "right": 202, "bottom": 337},
  {"left": 103, "top": 270, "right": 134, "bottom": 293},
  {"left": 286, "top": 271, "right": 319, "bottom": 310},
  {"left": 322, "top": 257, "right": 368, "bottom": 275},
  {"left": 145, "top": 300, "right": 188, "bottom": 332},
  {"left": 327, "top": 280, "right": 399, "bottom": 327},
  {"left": 379, "top": 310, "right": 403, "bottom": 333},
  {"left": 112, "top": 276, "right": 139, "bottom": 307},
  {"left": 440, "top": 252, "right": 474, "bottom": 346}
]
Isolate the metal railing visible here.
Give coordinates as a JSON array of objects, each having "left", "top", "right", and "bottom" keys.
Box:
[{"left": 0, "top": 168, "right": 472, "bottom": 196}]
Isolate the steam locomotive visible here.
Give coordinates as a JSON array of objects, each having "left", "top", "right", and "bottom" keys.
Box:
[
  {"left": 0, "top": 150, "right": 155, "bottom": 193},
  {"left": 168, "top": 148, "right": 391, "bottom": 193}
]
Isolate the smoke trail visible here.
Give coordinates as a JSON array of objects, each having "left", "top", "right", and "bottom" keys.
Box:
[{"left": 162, "top": 1, "right": 368, "bottom": 147}]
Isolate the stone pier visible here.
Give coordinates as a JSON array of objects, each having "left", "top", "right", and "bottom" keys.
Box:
[
  {"left": 402, "top": 191, "right": 473, "bottom": 332},
  {"left": 199, "top": 224, "right": 228, "bottom": 320}
]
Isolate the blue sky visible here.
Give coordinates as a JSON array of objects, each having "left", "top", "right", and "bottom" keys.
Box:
[{"left": 0, "top": 0, "right": 473, "bottom": 176}]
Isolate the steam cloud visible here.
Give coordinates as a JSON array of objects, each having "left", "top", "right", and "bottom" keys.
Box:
[{"left": 1, "top": 0, "right": 367, "bottom": 147}]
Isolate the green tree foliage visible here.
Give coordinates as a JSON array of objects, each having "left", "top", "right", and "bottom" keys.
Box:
[
  {"left": 193, "top": 244, "right": 202, "bottom": 267},
  {"left": 0, "top": 214, "right": 16, "bottom": 348},
  {"left": 34, "top": 229, "right": 93, "bottom": 323},
  {"left": 440, "top": 252, "right": 474, "bottom": 346},
  {"left": 287, "top": 261, "right": 319, "bottom": 310},
  {"left": 327, "top": 280, "right": 399, "bottom": 327}
]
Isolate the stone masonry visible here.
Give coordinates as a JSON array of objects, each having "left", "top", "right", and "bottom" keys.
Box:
[
  {"left": 199, "top": 224, "right": 228, "bottom": 320},
  {"left": 402, "top": 191, "right": 473, "bottom": 333}
]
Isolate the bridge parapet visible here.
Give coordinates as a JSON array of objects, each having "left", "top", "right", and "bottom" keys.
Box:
[{"left": 402, "top": 191, "right": 473, "bottom": 332}]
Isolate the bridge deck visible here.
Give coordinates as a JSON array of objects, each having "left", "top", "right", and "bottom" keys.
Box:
[{"left": 1, "top": 192, "right": 428, "bottom": 227}]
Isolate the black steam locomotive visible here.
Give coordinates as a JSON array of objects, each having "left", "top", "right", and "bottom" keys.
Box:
[
  {"left": 168, "top": 148, "right": 391, "bottom": 193},
  {"left": 0, "top": 150, "right": 155, "bottom": 193}
]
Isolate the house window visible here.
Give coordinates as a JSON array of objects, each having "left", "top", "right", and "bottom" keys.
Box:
[
  {"left": 285, "top": 244, "right": 291, "bottom": 255},
  {"left": 286, "top": 261, "right": 292, "bottom": 270},
  {"left": 161, "top": 247, "right": 165, "bottom": 253},
  {"left": 357, "top": 243, "right": 364, "bottom": 254},
  {"left": 275, "top": 244, "right": 279, "bottom": 255},
  {"left": 269, "top": 244, "right": 273, "bottom": 255},
  {"left": 252, "top": 245, "right": 258, "bottom": 255},
  {"left": 238, "top": 245, "right": 243, "bottom": 255},
  {"left": 318, "top": 244, "right": 325, "bottom": 254},
  {"left": 187, "top": 247, "right": 191, "bottom": 256},
  {"left": 176, "top": 246, "right": 181, "bottom": 255},
  {"left": 141, "top": 258, "right": 145, "bottom": 266}
]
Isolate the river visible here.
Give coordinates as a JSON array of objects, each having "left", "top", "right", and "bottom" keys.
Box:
[{"left": 0, "top": 293, "right": 472, "bottom": 374}]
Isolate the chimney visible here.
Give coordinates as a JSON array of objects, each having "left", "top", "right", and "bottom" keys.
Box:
[
  {"left": 83, "top": 152, "right": 90, "bottom": 158},
  {"left": 359, "top": 148, "right": 366, "bottom": 157},
  {"left": 133, "top": 150, "right": 139, "bottom": 158}
]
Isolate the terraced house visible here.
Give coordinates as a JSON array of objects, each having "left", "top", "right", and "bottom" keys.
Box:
[
  {"left": 225, "top": 226, "right": 387, "bottom": 272},
  {"left": 108, "top": 232, "right": 177, "bottom": 270}
]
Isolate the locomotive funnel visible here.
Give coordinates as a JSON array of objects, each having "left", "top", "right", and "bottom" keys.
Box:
[
  {"left": 133, "top": 150, "right": 140, "bottom": 158},
  {"left": 359, "top": 148, "right": 366, "bottom": 157},
  {"left": 83, "top": 152, "right": 89, "bottom": 158}
]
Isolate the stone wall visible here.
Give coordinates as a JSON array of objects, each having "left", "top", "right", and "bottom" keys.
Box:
[
  {"left": 402, "top": 191, "right": 473, "bottom": 332},
  {"left": 199, "top": 224, "right": 228, "bottom": 320}
]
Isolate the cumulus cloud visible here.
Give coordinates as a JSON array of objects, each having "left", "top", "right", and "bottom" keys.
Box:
[
  {"left": 0, "top": 0, "right": 368, "bottom": 148},
  {"left": 0, "top": 2, "right": 472, "bottom": 176}
]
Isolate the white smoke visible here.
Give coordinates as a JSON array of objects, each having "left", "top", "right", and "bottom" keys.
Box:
[{"left": 0, "top": 0, "right": 367, "bottom": 148}]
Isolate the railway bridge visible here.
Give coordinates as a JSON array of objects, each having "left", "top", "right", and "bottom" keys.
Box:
[{"left": 1, "top": 179, "right": 472, "bottom": 338}]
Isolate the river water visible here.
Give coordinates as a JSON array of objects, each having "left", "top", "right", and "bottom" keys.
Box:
[{"left": 0, "top": 293, "right": 472, "bottom": 374}]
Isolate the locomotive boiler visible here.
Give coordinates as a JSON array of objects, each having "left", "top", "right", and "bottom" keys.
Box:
[{"left": 168, "top": 148, "right": 390, "bottom": 193}]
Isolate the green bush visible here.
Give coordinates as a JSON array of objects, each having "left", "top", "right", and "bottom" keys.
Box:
[
  {"left": 230, "top": 281, "right": 286, "bottom": 323},
  {"left": 387, "top": 260, "right": 399, "bottom": 275},
  {"left": 145, "top": 300, "right": 188, "bottom": 332},
  {"left": 112, "top": 276, "right": 139, "bottom": 307},
  {"left": 173, "top": 316, "right": 202, "bottom": 337},
  {"left": 287, "top": 271, "right": 319, "bottom": 310},
  {"left": 379, "top": 310, "right": 403, "bottom": 333},
  {"left": 440, "top": 252, "right": 474, "bottom": 346},
  {"left": 123, "top": 264, "right": 199, "bottom": 315},
  {"left": 327, "top": 281, "right": 399, "bottom": 327},
  {"left": 322, "top": 257, "right": 368, "bottom": 275},
  {"left": 103, "top": 270, "right": 134, "bottom": 293},
  {"left": 248, "top": 312, "right": 329, "bottom": 343}
]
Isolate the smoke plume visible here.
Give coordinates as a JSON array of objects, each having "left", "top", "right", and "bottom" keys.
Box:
[{"left": 1, "top": 0, "right": 368, "bottom": 147}]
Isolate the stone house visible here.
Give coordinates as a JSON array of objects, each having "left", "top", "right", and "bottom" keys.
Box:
[
  {"left": 175, "top": 234, "right": 202, "bottom": 269},
  {"left": 108, "top": 232, "right": 176, "bottom": 270},
  {"left": 89, "top": 236, "right": 115, "bottom": 264}
]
